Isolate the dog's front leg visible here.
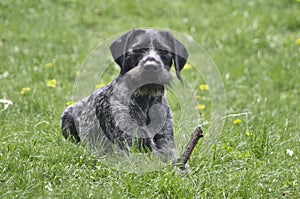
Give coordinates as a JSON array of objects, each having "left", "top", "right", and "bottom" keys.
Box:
[
  {"left": 153, "top": 132, "right": 177, "bottom": 163},
  {"left": 151, "top": 110, "right": 177, "bottom": 162}
]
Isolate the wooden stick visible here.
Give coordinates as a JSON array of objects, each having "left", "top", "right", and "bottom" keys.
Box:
[{"left": 175, "top": 126, "right": 204, "bottom": 170}]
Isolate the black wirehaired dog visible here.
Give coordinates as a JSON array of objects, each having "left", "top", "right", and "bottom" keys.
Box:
[{"left": 61, "top": 29, "right": 188, "bottom": 162}]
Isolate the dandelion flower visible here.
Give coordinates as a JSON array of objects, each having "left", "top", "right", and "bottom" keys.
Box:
[
  {"left": 66, "top": 101, "right": 74, "bottom": 106},
  {"left": 20, "top": 87, "right": 31, "bottom": 95},
  {"left": 183, "top": 63, "right": 193, "bottom": 70},
  {"left": 199, "top": 84, "right": 209, "bottom": 91},
  {"left": 245, "top": 131, "right": 252, "bottom": 136},
  {"left": 47, "top": 79, "right": 57, "bottom": 88},
  {"left": 296, "top": 38, "right": 300, "bottom": 45},
  {"left": 195, "top": 95, "right": 201, "bottom": 100},
  {"left": 286, "top": 149, "right": 294, "bottom": 156},
  {"left": 45, "top": 62, "right": 54, "bottom": 68},
  {"left": 233, "top": 119, "right": 242, "bottom": 125},
  {"left": 95, "top": 83, "right": 105, "bottom": 89},
  {"left": 196, "top": 104, "right": 205, "bottom": 110}
]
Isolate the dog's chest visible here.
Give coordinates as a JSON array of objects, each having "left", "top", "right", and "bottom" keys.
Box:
[{"left": 130, "top": 95, "right": 162, "bottom": 125}]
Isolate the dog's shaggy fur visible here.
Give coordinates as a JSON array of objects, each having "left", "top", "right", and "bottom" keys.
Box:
[{"left": 61, "top": 29, "right": 188, "bottom": 162}]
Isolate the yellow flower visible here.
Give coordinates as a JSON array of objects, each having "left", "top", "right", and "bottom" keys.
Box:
[
  {"left": 196, "top": 104, "right": 205, "bottom": 110},
  {"left": 45, "top": 62, "right": 54, "bottom": 68},
  {"left": 195, "top": 95, "right": 201, "bottom": 99},
  {"left": 233, "top": 119, "right": 242, "bottom": 125},
  {"left": 182, "top": 63, "right": 193, "bottom": 70},
  {"left": 199, "top": 84, "right": 209, "bottom": 91},
  {"left": 47, "top": 79, "right": 57, "bottom": 88},
  {"left": 20, "top": 87, "right": 31, "bottom": 95},
  {"left": 66, "top": 101, "right": 74, "bottom": 106},
  {"left": 95, "top": 83, "right": 105, "bottom": 89},
  {"left": 245, "top": 131, "right": 252, "bottom": 136},
  {"left": 296, "top": 38, "right": 300, "bottom": 45}
]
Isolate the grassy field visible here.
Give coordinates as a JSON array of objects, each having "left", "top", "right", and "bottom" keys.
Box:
[{"left": 1, "top": 0, "right": 299, "bottom": 198}]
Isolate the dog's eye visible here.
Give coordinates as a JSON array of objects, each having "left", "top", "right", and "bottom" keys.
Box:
[
  {"left": 133, "top": 48, "right": 148, "bottom": 54},
  {"left": 127, "top": 48, "right": 147, "bottom": 59},
  {"left": 127, "top": 48, "right": 148, "bottom": 58},
  {"left": 158, "top": 49, "right": 172, "bottom": 59},
  {"left": 125, "top": 48, "right": 148, "bottom": 68},
  {"left": 157, "top": 49, "right": 173, "bottom": 66},
  {"left": 157, "top": 49, "right": 172, "bottom": 56}
]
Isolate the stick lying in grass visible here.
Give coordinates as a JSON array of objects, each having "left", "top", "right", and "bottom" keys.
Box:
[{"left": 175, "top": 126, "right": 204, "bottom": 170}]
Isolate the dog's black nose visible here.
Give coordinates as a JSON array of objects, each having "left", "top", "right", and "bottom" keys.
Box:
[{"left": 143, "top": 57, "right": 160, "bottom": 71}]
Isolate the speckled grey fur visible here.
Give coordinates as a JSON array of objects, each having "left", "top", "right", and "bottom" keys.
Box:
[{"left": 61, "top": 29, "right": 188, "bottom": 162}]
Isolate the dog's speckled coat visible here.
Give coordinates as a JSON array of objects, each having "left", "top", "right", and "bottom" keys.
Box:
[{"left": 61, "top": 29, "right": 188, "bottom": 162}]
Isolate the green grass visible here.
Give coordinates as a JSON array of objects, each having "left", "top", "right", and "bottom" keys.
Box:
[{"left": 1, "top": 0, "right": 300, "bottom": 198}]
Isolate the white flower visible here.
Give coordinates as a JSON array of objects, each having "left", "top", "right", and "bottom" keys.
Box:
[
  {"left": 286, "top": 149, "right": 294, "bottom": 156},
  {"left": 0, "top": 71, "right": 9, "bottom": 79},
  {"left": 0, "top": 99, "right": 13, "bottom": 110}
]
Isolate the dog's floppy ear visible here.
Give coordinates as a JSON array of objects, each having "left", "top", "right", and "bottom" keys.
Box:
[
  {"left": 173, "top": 39, "right": 188, "bottom": 81},
  {"left": 163, "top": 31, "right": 188, "bottom": 81},
  {"left": 110, "top": 30, "right": 133, "bottom": 74},
  {"left": 110, "top": 29, "right": 144, "bottom": 74}
]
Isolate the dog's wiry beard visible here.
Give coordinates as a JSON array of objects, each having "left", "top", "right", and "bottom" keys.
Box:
[{"left": 134, "top": 84, "right": 165, "bottom": 97}]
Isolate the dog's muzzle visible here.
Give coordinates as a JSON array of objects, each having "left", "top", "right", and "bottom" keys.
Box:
[
  {"left": 139, "top": 56, "right": 169, "bottom": 83},
  {"left": 140, "top": 50, "right": 164, "bottom": 71},
  {"left": 143, "top": 59, "right": 161, "bottom": 71}
]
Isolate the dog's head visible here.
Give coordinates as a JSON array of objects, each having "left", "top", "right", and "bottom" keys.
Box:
[{"left": 110, "top": 29, "right": 188, "bottom": 91}]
